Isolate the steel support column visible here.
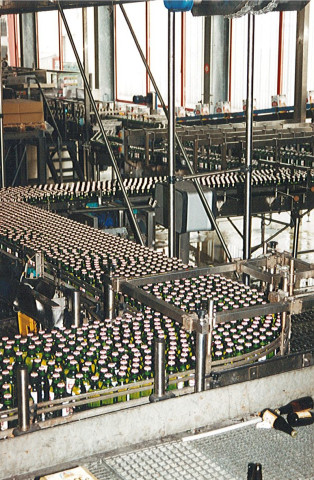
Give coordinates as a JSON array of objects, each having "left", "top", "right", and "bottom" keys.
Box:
[
  {"left": 168, "top": 11, "right": 176, "bottom": 258},
  {"left": 292, "top": 214, "right": 300, "bottom": 258},
  {"left": 294, "top": 4, "right": 310, "bottom": 123},
  {"left": 120, "top": 5, "right": 232, "bottom": 263},
  {"left": 243, "top": 12, "right": 255, "bottom": 284},
  {"left": 58, "top": 2, "right": 144, "bottom": 246}
]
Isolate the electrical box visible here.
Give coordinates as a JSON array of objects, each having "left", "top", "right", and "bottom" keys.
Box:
[{"left": 155, "top": 181, "right": 216, "bottom": 234}]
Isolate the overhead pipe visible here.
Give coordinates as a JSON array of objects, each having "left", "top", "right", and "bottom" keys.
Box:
[
  {"left": 120, "top": 4, "right": 233, "bottom": 263},
  {"left": 57, "top": 2, "right": 144, "bottom": 247}
]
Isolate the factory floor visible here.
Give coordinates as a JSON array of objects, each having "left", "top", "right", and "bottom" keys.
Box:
[
  {"left": 42, "top": 422, "right": 314, "bottom": 480},
  {"left": 85, "top": 422, "right": 314, "bottom": 480}
]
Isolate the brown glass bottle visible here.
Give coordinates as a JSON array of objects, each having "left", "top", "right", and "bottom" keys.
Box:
[
  {"left": 275, "top": 396, "right": 313, "bottom": 415},
  {"left": 287, "top": 410, "right": 314, "bottom": 427},
  {"left": 259, "top": 409, "right": 297, "bottom": 437}
]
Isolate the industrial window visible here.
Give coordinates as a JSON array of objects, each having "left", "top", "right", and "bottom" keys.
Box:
[
  {"left": 37, "top": 10, "right": 59, "bottom": 70},
  {"left": 230, "top": 15, "right": 248, "bottom": 112},
  {"left": 61, "top": 8, "right": 83, "bottom": 70},
  {"left": 308, "top": 1, "right": 314, "bottom": 92},
  {"left": 115, "top": 2, "right": 146, "bottom": 102},
  {"left": 281, "top": 11, "right": 297, "bottom": 106},
  {"left": 230, "top": 12, "right": 279, "bottom": 112},
  {"left": 150, "top": 1, "right": 182, "bottom": 107},
  {"left": 254, "top": 12, "right": 279, "bottom": 109},
  {"left": 185, "top": 13, "right": 204, "bottom": 109}
]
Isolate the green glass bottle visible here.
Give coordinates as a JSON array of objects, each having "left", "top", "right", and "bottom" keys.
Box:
[
  {"left": 88, "top": 375, "right": 101, "bottom": 409},
  {"left": 141, "top": 365, "right": 153, "bottom": 397},
  {"left": 167, "top": 360, "right": 177, "bottom": 391},
  {"left": 117, "top": 371, "right": 128, "bottom": 403},
  {"left": 66, "top": 360, "right": 78, "bottom": 395},
  {"left": 129, "top": 368, "right": 141, "bottom": 400},
  {"left": 102, "top": 372, "right": 114, "bottom": 406},
  {"left": 55, "top": 381, "right": 70, "bottom": 417},
  {"left": 72, "top": 373, "right": 86, "bottom": 412}
]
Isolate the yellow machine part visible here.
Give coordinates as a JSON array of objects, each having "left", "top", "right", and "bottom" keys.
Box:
[{"left": 17, "top": 312, "right": 38, "bottom": 336}]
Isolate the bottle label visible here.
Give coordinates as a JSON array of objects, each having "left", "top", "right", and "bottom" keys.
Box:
[
  {"left": 31, "top": 391, "right": 38, "bottom": 404},
  {"left": 49, "top": 391, "right": 55, "bottom": 401},
  {"left": 177, "top": 380, "right": 184, "bottom": 390},
  {"left": 0, "top": 415, "right": 8, "bottom": 431},
  {"left": 62, "top": 402, "right": 70, "bottom": 417},
  {"left": 66, "top": 377, "right": 75, "bottom": 395},
  {"left": 262, "top": 410, "right": 277, "bottom": 426},
  {"left": 297, "top": 410, "right": 312, "bottom": 419}
]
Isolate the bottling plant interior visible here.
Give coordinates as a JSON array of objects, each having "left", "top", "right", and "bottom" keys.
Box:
[{"left": 0, "top": 1, "right": 313, "bottom": 480}]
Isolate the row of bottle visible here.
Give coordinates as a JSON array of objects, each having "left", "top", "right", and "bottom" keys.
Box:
[
  {"left": 0, "top": 302, "right": 281, "bottom": 421},
  {"left": 0, "top": 177, "right": 168, "bottom": 206},
  {"left": 142, "top": 274, "right": 267, "bottom": 313},
  {"left": 254, "top": 145, "right": 313, "bottom": 168},
  {"left": 198, "top": 167, "right": 309, "bottom": 190},
  {"left": 0, "top": 200, "right": 187, "bottom": 281},
  {"left": 1, "top": 164, "right": 310, "bottom": 210}
]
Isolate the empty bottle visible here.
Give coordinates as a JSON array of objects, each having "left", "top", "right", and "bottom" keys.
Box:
[
  {"left": 287, "top": 410, "right": 314, "bottom": 427},
  {"left": 275, "top": 396, "right": 313, "bottom": 415},
  {"left": 259, "top": 409, "right": 297, "bottom": 437},
  {"left": 247, "top": 463, "right": 262, "bottom": 480}
]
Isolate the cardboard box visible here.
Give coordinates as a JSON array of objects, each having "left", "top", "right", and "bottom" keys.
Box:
[
  {"left": 271, "top": 94, "right": 286, "bottom": 107},
  {"left": 40, "top": 466, "right": 98, "bottom": 480},
  {"left": 214, "top": 101, "right": 230, "bottom": 114},
  {"left": 3, "top": 99, "right": 44, "bottom": 125},
  {"left": 243, "top": 99, "right": 257, "bottom": 111},
  {"left": 3, "top": 99, "right": 20, "bottom": 114}
]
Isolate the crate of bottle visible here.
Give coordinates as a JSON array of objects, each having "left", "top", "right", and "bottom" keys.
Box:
[{"left": 40, "top": 465, "right": 98, "bottom": 480}]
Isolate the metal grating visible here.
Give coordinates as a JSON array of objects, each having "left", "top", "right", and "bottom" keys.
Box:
[{"left": 84, "top": 424, "right": 314, "bottom": 480}]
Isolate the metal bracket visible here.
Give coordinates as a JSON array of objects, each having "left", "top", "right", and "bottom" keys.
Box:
[
  {"left": 290, "top": 298, "right": 303, "bottom": 315},
  {"left": 235, "top": 258, "right": 243, "bottom": 273},
  {"left": 182, "top": 313, "right": 198, "bottom": 333},
  {"left": 249, "top": 365, "right": 258, "bottom": 380},
  {"left": 268, "top": 290, "right": 286, "bottom": 303},
  {"left": 302, "top": 352, "right": 313, "bottom": 368},
  {"left": 266, "top": 254, "right": 278, "bottom": 270},
  {"left": 35, "top": 252, "right": 44, "bottom": 278}
]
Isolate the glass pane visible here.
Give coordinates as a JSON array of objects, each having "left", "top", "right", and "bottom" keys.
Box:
[
  {"left": 62, "top": 8, "right": 83, "bottom": 70},
  {"left": 281, "top": 11, "right": 296, "bottom": 106},
  {"left": 38, "top": 11, "right": 59, "bottom": 70},
  {"left": 230, "top": 16, "right": 248, "bottom": 112},
  {"left": 254, "top": 12, "right": 279, "bottom": 109},
  {"left": 150, "top": 0, "right": 181, "bottom": 107},
  {"left": 231, "top": 12, "right": 279, "bottom": 112},
  {"left": 185, "top": 13, "right": 203, "bottom": 109},
  {"left": 87, "top": 7, "right": 95, "bottom": 89},
  {"left": 116, "top": 3, "right": 146, "bottom": 101},
  {"left": 308, "top": 1, "right": 314, "bottom": 93},
  {"left": 1, "top": 16, "right": 9, "bottom": 64}
]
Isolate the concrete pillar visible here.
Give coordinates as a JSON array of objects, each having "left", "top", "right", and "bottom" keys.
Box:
[
  {"left": 20, "top": 13, "right": 37, "bottom": 69},
  {"left": 94, "top": 6, "right": 114, "bottom": 102},
  {"left": 204, "top": 16, "right": 229, "bottom": 113}
]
